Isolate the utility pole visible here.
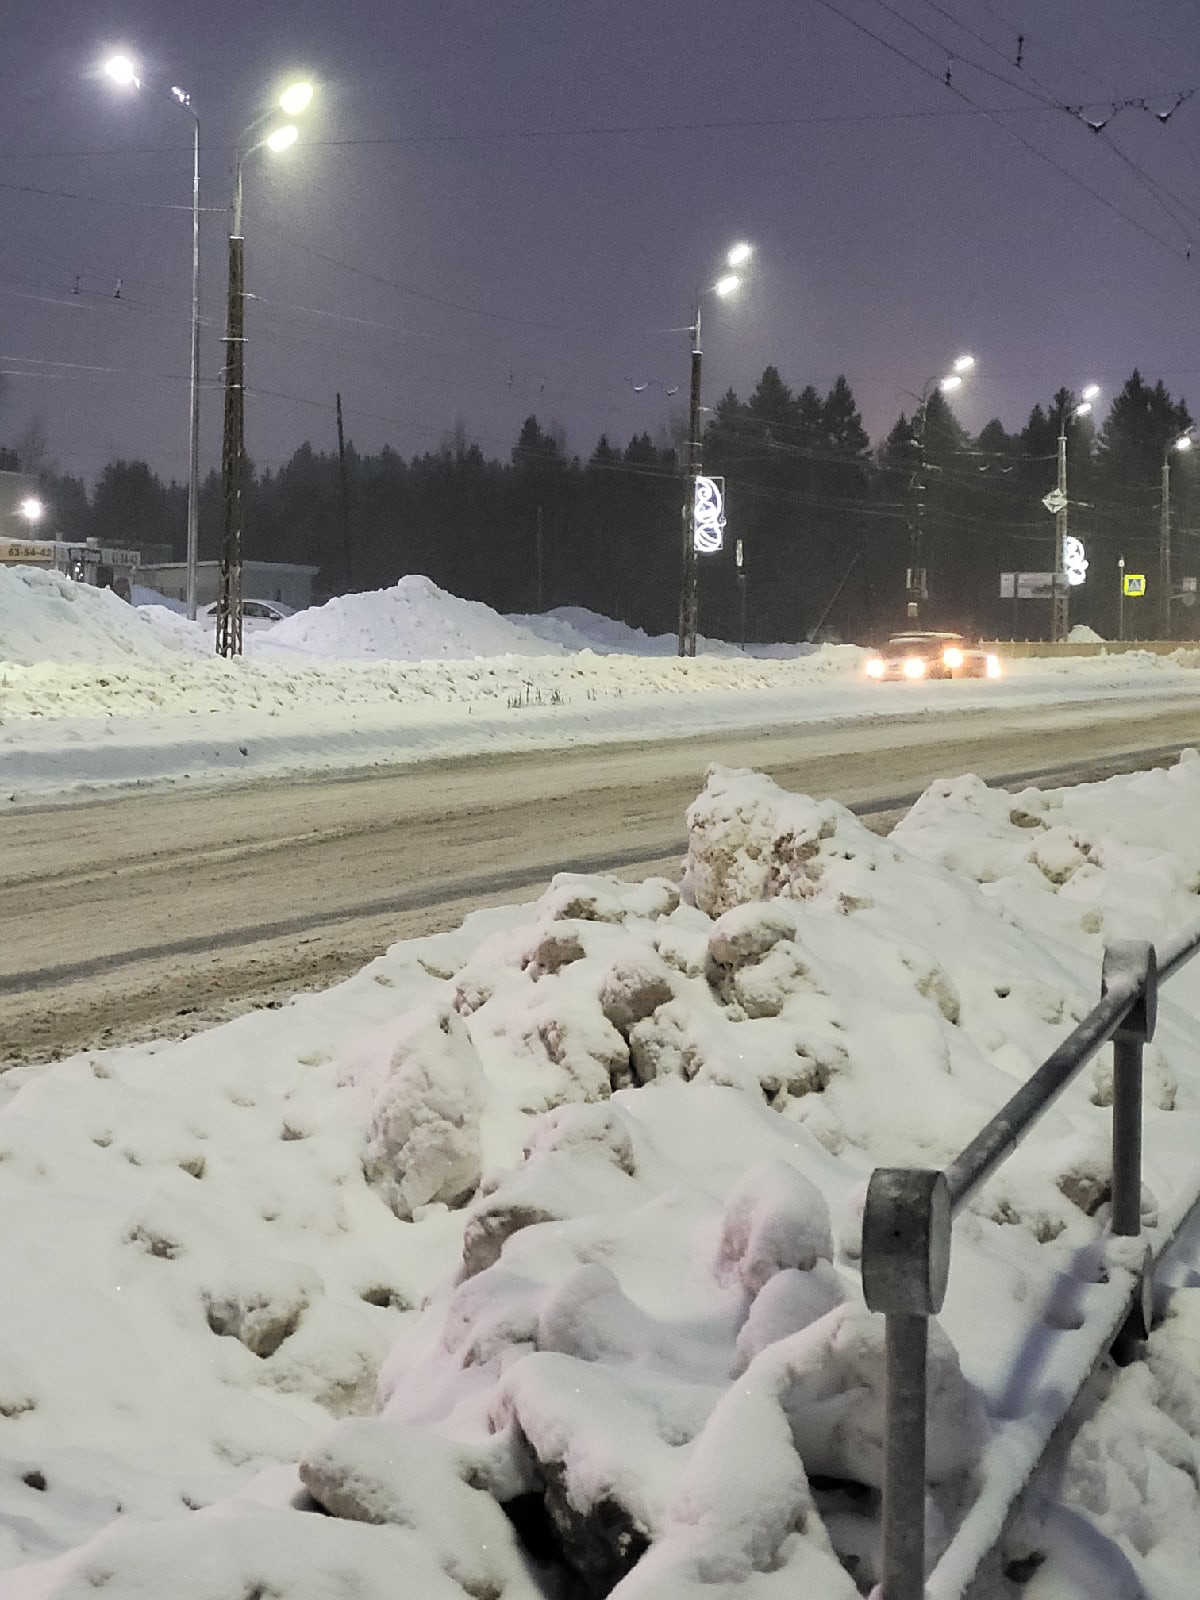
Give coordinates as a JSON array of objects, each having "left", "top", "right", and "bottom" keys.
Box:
[
  {"left": 907, "top": 399, "right": 928, "bottom": 623},
  {"left": 216, "top": 165, "right": 246, "bottom": 659},
  {"left": 336, "top": 391, "right": 353, "bottom": 589},
  {"left": 1118, "top": 555, "right": 1126, "bottom": 642},
  {"left": 535, "top": 503, "right": 544, "bottom": 612},
  {"left": 736, "top": 536, "right": 746, "bottom": 648},
  {"left": 1051, "top": 420, "right": 1070, "bottom": 644},
  {"left": 677, "top": 299, "right": 702, "bottom": 657},
  {"left": 1160, "top": 453, "right": 1173, "bottom": 640}
]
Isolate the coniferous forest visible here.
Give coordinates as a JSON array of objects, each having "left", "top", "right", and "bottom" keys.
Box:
[{"left": 5, "top": 366, "right": 1197, "bottom": 642}]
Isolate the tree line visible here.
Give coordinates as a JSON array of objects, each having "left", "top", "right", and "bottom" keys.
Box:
[{"left": 5, "top": 367, "right": 1197, "bottom": 641}]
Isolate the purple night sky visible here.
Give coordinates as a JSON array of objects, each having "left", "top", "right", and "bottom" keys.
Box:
[{"left": 3, "top": 0, "right": 1200, "bottom": 485}]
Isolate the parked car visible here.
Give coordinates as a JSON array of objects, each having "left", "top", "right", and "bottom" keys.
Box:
[
  {"left": 203, "top": 598, "right": 294, "bottom": 632},
  {"left": 864, "top": 631, "right": 1001, "bottom": 682}
]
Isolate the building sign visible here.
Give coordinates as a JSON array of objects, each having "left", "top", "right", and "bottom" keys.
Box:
[
  {"left": 692, "top": 475, "right": 726, "bottom": 554},
  {"left": 1063, "top": 535, "right": 1088, "bottom": 587},
  {"left": 1000, "top": 571, "right": 1057, "bottom": 600},
  {"left": 1123, "top": 573, "right": 1146, "bottom": 597},
  {"left": 0, "top": 538, "right": 55, "bottom": 564}
]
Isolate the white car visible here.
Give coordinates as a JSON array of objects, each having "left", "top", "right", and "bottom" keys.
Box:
[{"left": 203, "top": 599, "right": 294, "bottom": 633}]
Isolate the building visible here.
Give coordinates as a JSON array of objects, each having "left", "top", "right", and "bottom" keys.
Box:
[{"left": 137, "top": 559, "right": 320, "bottom": 611}]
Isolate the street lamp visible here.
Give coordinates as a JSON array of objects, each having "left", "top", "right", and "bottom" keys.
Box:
[
  {"left": 18, "top": 496, "right": 45, "bottom": 525},
  {"left": 102, "top": 53, "right": 202, "bottom": 623},
  {"left": 1050, "top": 384, "right": 1101, "bottom": 643},
  {"left": 905, "top": 353, "right": 974, "bottom": 621},
  {"left": 677, "top": 241, "right": 751, "bottom": 657},
  {"left": 216, "top": 81, "right": 313, "bottom": 658},
  {"left": 1160, "top": 429, "right": 1193, "bottom": 640}
]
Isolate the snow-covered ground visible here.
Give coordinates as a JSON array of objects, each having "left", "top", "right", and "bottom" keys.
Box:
[
  {"left": 2, "top": 565, "right": 1199, "bottom": 802},
  {"left": 2, "top": 747, "right": 1200, "bottom": 1596}
]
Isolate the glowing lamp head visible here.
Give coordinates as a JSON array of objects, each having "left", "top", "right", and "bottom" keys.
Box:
[
  {"left": 1174, "top": 433, "right": 1193, "bottom": 453},
  {"left": 279, "top": 81, "right": 314, "bottom": 116},
  {"left": 1081, "top": 384, "right": 1101, "bottom": 402},
  {"left": 714, "top": 273, "right": 740, "bottom": 298},
  {"left": 726, "top": 241, "right": 752, "bottom": 267},
  {"left": 1074, "top": 401, "right": 1093, "bottom": 419},
  {"left": 266, "top": 123, "right": 299, "bottom": 153},
  {"left": 903, "top": 655, "right": 927, "bottom": 680},
  {"left": 865, "top": 657, "right": 885, "bottom": 679},
  {"left": 103, "top": 54, "right": 139, "bottom": 87},
  {"left": 939, "top": 374, "right": 962, "bottom": 394},
  {"left": 18, "top": 496, "right": 45, "bottom": 523},
  {"left": 942, "top": 646, "right": 964, "bottom": 669},
  {"left": 952, "top": 353, "right": 975, "bottom": 374}
]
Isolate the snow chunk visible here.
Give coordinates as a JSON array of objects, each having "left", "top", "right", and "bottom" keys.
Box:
[{"left": 715, "top": 1160, "right": 834, "bottom": 1295}]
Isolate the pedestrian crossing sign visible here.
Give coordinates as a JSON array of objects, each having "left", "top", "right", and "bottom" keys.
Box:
[{"left": 1123, "top": 574, "right": 1146, "bottom": 597}]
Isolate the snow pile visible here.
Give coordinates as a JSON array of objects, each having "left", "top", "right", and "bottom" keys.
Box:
[
  {"left": 264, "top": 576, "right": 566, "bottom": 660},
  {"left": 131, "top": 584, "right": 187, "bottom": 615},
  {"left": 0, "top": 566, "right": 206, "bottom": 665},
  {"left": 510, "top": 605, "right": 821, "bottom": 659},
  {"left": 7, "top": 759, "right": 1200, "bottom": 1595},
  {"left": 1067, "top": 624, "right": 1106, "bottom": 644}
]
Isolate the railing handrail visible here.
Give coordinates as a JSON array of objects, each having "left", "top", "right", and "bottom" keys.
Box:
[{"left": 862, "top": 921, "right": 1200, "bottom": 1600}]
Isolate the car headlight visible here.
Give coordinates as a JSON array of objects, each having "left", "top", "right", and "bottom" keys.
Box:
[
  {"left": 942, "top": 647, "right": 964, "bottom": 669},
  {"left": 903, "top": 656, "right": 927, "bottom": 679},
  {"left": 866, "top": 658, "right": 885, "bottom": 678},
  {"left": 986, "top": 654, "right": 1002, "bottom": 678}
]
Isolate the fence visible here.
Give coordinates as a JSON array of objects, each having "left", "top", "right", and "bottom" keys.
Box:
[{"left": 861, "top": 925, "right": 1200, "bottom": 1600}]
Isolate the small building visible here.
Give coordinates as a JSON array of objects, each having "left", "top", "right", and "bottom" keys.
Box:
[{"left": 138, "top": 560, "right": 320, "bottom": 611}]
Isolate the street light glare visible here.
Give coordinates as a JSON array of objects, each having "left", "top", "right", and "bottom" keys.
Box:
[
  {"left": 18, "top": 496, "right": 45, "bottom": 523},
  {"left": 279, "top": 81, "right": 314, "bottom": 116},
  {"left": 1174, "top": 433, "right": 1193, "bottom": 452},
  {"left": 939, "top": 373, "right": 963, "bottom": 393},
  {"left": 726, "top": 241, "right": 752, "bottom": 267},
  {"left": 266, "top": 123, "right": 299, "bottom": 153},
  {"left": 952, "top": 353, "right": 975, "bottom": 374},
  {"left": 1081, "top": 383, "right": 1101, "bottom": 402},
  {"left": 714, "top": 273, "right": 741, "bottom": 298},
  {"left": 1075, "top": 402, "right": 1093, "bottom": 419},
  {"left": 103, "top": 54, "right": 139, "bottom": 86}
]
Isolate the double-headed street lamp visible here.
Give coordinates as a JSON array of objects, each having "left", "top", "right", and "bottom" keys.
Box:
[
  {"left": 102, "top": 53, "right": 202, "bottom": 622},
  {"left": 677, "top": 241, "right": 751, "bottom": 658},
  {"left": 1160, "top": 429, "right": 1193, "bottom": 640},
  {"left": 1050, "top": 384, "right": 1100, "bottom": 643},
  {"left": 905, "top": 353, "right": 974, "bottom": 621},
  {"left": 216, "top": 83, "right": 313, "bottom": 659}
]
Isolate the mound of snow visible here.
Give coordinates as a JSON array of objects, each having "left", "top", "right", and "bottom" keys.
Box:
[
  {"left": 0, "top": 566, "right": 207, "bottom": 666},
  {"left": 264, "top": 576, "right": 566, "bottom": 660},
  {"left": 1067, "top": 624, "right": 1106, "bottom": 643},
  {"left": 509, "top": 605, "right": 818, "bottom": 659}
]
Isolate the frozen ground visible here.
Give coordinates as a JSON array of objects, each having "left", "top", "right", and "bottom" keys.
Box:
[
  {"left": 1, "top": 565, "right": 1199, "bottom": 801},
  {"left": 2, "top": 754, "right": 1200, "bottom": 1596}
]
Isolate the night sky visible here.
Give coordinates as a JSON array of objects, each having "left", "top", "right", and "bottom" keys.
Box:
[{"left": 3, "top": 1, "right": 1200, "bottom": 486}]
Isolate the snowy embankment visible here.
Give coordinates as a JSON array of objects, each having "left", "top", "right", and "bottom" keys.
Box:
[
  {"left": 4, "top": 755, "right": 1200, "bottom": 1596},
  {"left": 2, "top": 565, "right": 1200, "bottom": 802}
]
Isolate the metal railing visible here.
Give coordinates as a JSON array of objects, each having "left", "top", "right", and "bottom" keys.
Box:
[{"left": 861, "top": 927, "right": 1200, "bottom": 1600}]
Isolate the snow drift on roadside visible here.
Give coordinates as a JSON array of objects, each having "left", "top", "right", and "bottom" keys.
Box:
[
  {"left": 0, "top": 566, "right": 207, "bottom": 666},
  {"left": 9, "top": 756, "right": 1200, "bottom": 1596},
  {"left": 262, "top": 575, "right": 566, "bottom": 661}
]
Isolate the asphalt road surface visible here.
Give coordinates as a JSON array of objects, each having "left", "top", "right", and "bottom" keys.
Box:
[{"left": 4, "top": 695, "right": 1198, "bottom": 1064}]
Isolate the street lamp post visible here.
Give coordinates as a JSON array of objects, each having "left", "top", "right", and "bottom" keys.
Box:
[
  {"left": 216, "top": 92, "right": 309, "bottom": 659},
  {"left": 677, "top": 242, "right": 750, "bottom": 658},
  {"left": 103, "top": 55, "right": 202, "bottom": 622},
  {"left": 1160, "top": 431, "right": 1192, "bottom": 641},
  {"left": 906, "top": 354, "right": 974, "bottom": 623},
  {"left": 1118, "top": 554, "right": 1126, "bottom": 642},
  {"left": 1051, "top": 385, "right": 1100, "bottom": 643}
]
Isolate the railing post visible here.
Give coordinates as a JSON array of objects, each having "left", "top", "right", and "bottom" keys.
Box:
[
  {"left": 1102, "top": 941, "right": 1157, "bottom": 1238},
  {"left": 862, "top": 1167, "right": 952, "bottom": 1600}
]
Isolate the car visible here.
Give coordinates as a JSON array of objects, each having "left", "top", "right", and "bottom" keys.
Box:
[
  {"left": 864, "top": 631, "right": 1001, "bottom": 682},
  {"left": 203, "top": 598, "right": 295, "bottom": 632}
]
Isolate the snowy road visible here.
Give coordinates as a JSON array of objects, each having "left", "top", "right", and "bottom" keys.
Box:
[{"left": 5, "top": 691, "right": 1198, "bottom": 1063}]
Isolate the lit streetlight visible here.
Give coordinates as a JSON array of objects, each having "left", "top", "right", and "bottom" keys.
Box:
[
  {"left": 1050, "top": 385, "right": 1101, "bottom": 643},
  {"left": 905, "top": 353, "right": 974, "bottom": 621},
  {"left": 18, "top": 496, "right": 45, "bottom": 525},
  {"left": 677, "top": 241, "right": 751, "bottom": 657},
  {"left": 1160, "top": 429, "right": 1193, "bottom": 640},
  {"left": 102, "top": 52, "right": 202, "bottom": 622},
  {"left": 216, "top": 82, "right": 314, "bottom": 659}
]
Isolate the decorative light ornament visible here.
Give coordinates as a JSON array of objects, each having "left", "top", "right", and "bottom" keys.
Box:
[
  {"left": 693, "top": 475, "right": 726, "bottom": 553},
  {"left": 1064, "top": 534, "right": 1088, "bottom": 587}
]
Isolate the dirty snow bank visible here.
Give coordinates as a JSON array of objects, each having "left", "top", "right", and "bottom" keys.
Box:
[
  {"left": 9, "top": 756, "right": 1200, "bottom": 1596},
  {"left": 0, "top": 566, "right": 207, "bottom": 665}
]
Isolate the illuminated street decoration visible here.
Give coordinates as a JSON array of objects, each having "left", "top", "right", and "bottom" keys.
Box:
[
  {"left": 693, "top": 475, "right": 726, "bottom": 553},
  {"left": 1064, "top": 534, "right": 1088, "bottom": 586}
]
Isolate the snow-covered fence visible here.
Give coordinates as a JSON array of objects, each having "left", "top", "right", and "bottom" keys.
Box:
[{"left": 861, "top": 929, "right": 1200, "bottom": 1600}]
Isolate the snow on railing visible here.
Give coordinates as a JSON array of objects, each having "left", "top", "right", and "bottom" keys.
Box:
[{"left": 861, "top": 930, "right": 1200, "bottom": 1600}]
